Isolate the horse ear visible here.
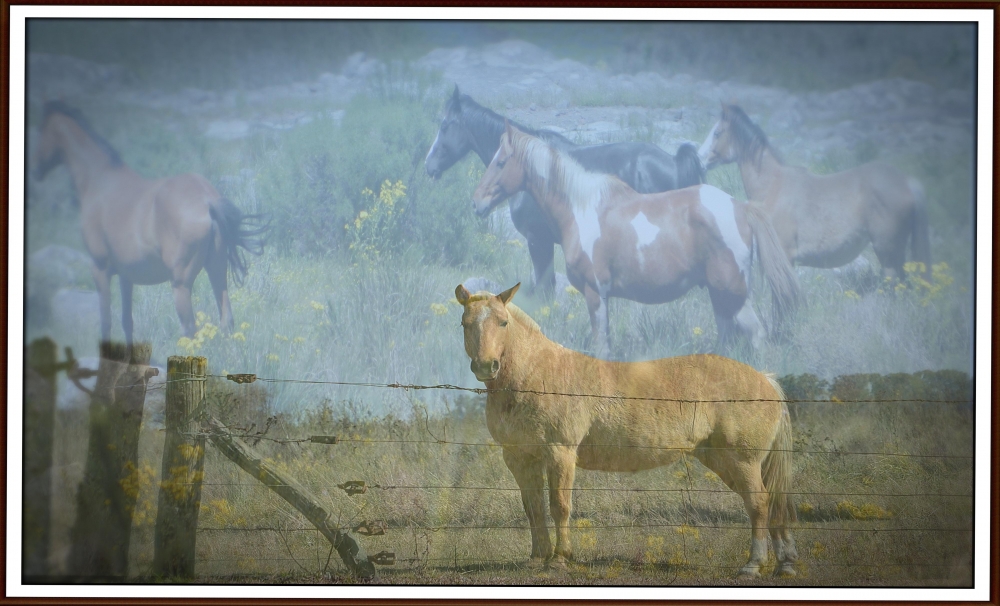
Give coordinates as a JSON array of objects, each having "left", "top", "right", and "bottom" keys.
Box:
[
  {"left": 503, "top": 119, "right": 515, "bottom": 147},
  {"left": 497, "top": 283, "right": 520, "bottom": 305},
  {"left": 453, "top": 84, "right": 460, "bottom": 100},
  {"left": 455, "top": 284, "right": 471, "bottom": 305}
]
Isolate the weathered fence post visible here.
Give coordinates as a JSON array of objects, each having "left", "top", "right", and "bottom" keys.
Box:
[
  {"left": 23, "top": 338, "right": 57, "bottom": 579},
  {"left": 152, "top": 356, "right": 207, "bottom": 579},
  {"left": 68, "top": 341, "right": 154, "bottom": 579}
]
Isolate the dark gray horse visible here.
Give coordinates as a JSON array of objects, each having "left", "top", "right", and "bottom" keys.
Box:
[{"left": 425, "top": 86, "right": 704, "bottom": 298}]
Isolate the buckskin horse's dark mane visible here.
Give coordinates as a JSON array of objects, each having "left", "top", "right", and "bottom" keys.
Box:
[
  {"left": 42, "top": 100, "right": 124, "bottom": 167},
  {"left": 722, "top": 104, "right": 784, "bottom": 168}
]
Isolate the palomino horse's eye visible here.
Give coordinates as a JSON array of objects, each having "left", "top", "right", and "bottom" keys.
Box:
[{"left": 500, "top": 320, "right": 508, "bottom": 327}]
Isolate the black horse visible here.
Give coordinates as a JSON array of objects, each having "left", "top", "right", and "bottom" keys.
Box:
[{"left": 425, "top": 86, "right": 704, "bottom": 298}]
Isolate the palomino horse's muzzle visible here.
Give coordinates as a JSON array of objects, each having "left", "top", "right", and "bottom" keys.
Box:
[{"left": 470, "top": 358, "right": 500, "bottom": 382}]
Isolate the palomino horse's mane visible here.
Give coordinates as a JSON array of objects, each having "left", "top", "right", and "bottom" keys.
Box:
[
  {"left": 42, "top": 100, "right": 123, "bottom": 167},
  {"left": 464, "top": 291, "right": 542, "bottom": 334},
  {"left": 509, "top": 128, "right": 629, "bottom": 212},
  {"left": 722, "top": 104, "right": 784, "bottom": 168}
]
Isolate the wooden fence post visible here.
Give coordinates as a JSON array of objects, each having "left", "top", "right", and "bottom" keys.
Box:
[
  {"left": 152, "top": 356, "right": 207, "bottom": 579},
  {"left": 23, "top": 338, "right": 57, "bottom": 579},
  {"left": 68, "top": 342, "right": 153, "bottom": 579}
]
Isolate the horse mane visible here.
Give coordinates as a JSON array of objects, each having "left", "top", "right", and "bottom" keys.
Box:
[
  {"left": 42, "top": 100, "right": 123, "bottom": 167},
  {"left": 509, "top": 127, "right": 629, "bottom": 212},
  {"left": 465, "top": 291, "right": 542, "bottom": 334},
  {"left": 453, "top": 93, "right": 575, "bottom": 150},
  {"left": 722, "top": 104, "right": 783, "bottom": 167}
]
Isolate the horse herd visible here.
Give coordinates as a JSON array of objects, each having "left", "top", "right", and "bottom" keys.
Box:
[{"left": 32, "top": 86, "right": 932, "bottom": 577}]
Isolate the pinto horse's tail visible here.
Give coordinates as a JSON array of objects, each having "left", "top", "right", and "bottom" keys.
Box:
[
  {"left": 908, "top": 177, "right": 932, "bottom": 278},
  {"left": 761, "top": 377, "right": 797, "bottom": 527},
  {"left": 675, "top": 142, "right": 705, "bottom": 188},
  {"left": 745, "top": 203, "right": 801, "bottom": 328},
  {"left": 209, "top": 199, "right": 270, "bottom": 287}
]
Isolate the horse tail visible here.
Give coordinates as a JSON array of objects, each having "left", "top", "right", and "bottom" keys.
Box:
[
  {"left": 761, "top": 375, "right": 797, "bottom": 527},
  {"left": 908, "top": 177, "right": 932, "bottom": 277},
  {"left": 744, "top": 203, "right": 801, "bottom": 325},
  {"left": 675, "top": 142, "right": 705, "bottom": 187},
  {"left": 209, "top": 198, "right": 270, "bottom": 287}
]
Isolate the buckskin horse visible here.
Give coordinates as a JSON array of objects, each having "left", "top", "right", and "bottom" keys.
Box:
[
  {"left": 699, "top": 103, "right": 930, "bottom": 280},
  {"left": 33, "top": 101, "right": 267, "bottom": 343},
  {"left": 426, "top": 86, "right": 704, "bottom": 298},
  {"left": 456, "top": 282, "right": 798, "bottom": 576},
  {"left": 472, "top": 122, "right": 800, "bottom": 356}
]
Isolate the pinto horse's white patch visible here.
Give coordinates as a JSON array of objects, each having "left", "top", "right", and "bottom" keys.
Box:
[
  {"left": 631, "top": 211, "right": 660, "bottom": 270},
  {"left": 699, "top": 186, "right": 751, "bottom": 277},
  {"left": 698, "top": 121, "right": 719, "bottom": 165},
  {"left": 575, "top": 203, "right": 602, "bottom": 261}
]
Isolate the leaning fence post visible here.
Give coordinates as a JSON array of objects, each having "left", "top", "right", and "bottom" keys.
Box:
[
  {"left": 68, "top": 341, "right": 153, "bottom": 579},
  {"left": 152, "top": 356, "right": 207, "bottom": 579},
  {"left": 23, "top": 338, "right": 57, "bottom": 579}
]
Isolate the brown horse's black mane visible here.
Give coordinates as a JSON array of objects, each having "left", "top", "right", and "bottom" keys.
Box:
[
  {"left": 722, "top": 104, "right": 783, "bottom": 167},
  {"left": 42, "top": 100, "right": 123, "bottom": 167}
]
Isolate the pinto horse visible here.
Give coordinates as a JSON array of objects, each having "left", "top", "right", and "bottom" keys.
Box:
[
  {"left": 426, "top": 86, "right": 704, "bottom": 298},
  {"left": 33, "top": 101, "right": 267, "bottom": 343},
  {"left": 456, "top": 283, "right": 798, "bottom": 575},
  {"left": 699, "top": 103, "right": 930, "bottom": 279},
  {"left": 472, "top": 122, "right": 800, "bottom": 356}
]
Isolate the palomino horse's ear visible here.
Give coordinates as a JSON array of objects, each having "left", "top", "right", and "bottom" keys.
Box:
[
  {"left": 455, "top": 284, "right": 471, "bottom": 305},
  {"left": 497, "top": 283, "right": 520, "bottom": 305}
]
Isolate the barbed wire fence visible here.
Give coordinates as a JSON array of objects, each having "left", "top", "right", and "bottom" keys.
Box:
[{"left": 160, "top": 366, "right": 974, "bottom": 583}]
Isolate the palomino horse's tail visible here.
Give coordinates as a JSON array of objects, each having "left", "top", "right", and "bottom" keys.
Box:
[
  {"left": 209, "top": 199, "right": 270, "bottom": 287},
  {"left": 761, "top": 375, "right": 797, "bottom": 527},
  {"left": 675, "top": 142, "right": 705, "bottom": 188},
  {"left": 909, "top": 177, "right": 932, "bottom": 277},
  {"left": 744, "top": 204, "right": 801, "bottom": 324}
]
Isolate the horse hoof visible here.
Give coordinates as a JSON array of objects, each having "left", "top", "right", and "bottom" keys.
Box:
[
  {"left": 737, "top": 566, "right": 761, "bottom": 578},
  {"left": 547, "top": 556, "right": 569, "bottom": 571},
  {"left": 525, "top": 557, "right": 547, "bottom": 570},
  {"left": 774, "top": 563, "right": 797, "bottom": 577}
]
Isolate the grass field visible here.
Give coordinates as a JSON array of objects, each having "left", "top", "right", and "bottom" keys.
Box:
[{"left": 25, "top": 20, "right": 977, "bottom": 587}]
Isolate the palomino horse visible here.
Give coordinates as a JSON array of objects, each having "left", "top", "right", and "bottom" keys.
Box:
[
  {"left": 33, "top": 101, "right": 267, "bottom": 343},
  {"left": 426, "top": 86, "right": 704, "bottom": 298},
  {"left": 699, "top": 103, "right": 930, "bottom": 279},
  {"left": 456, "top": 283, "right": 798, "bottom": 575},
  {"left": 472, "top": 122, "right": 800, "bottom": 356}
]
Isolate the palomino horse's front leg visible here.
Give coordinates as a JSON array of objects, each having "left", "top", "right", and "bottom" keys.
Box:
[
  {"left": 546, "top": 446, "right": 578, "bottom": 566},
  {"left": 502, "top": 448, "right": 552, "bottom": 566},
  {"left": 120, "top": 277, "right": 134, "bottom": 346},
  {"left": 734, "top": 462, "right": 771, "bottom": 576}
]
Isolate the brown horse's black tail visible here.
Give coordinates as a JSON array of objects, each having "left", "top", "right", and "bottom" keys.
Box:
[
  {"left": 210, "top": 199, "right": 270, "bottom": 287},
  {"left": 909, "top": 177, "right": 932, "bottom": 277},
  {"left": 675, "top": 142, "right": 706, "bottom": 187}
]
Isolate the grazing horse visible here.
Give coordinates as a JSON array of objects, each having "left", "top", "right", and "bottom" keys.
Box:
[
  {"left": 32, "top": 101, "right": 267, "bottom": 343},
  {"left": 699, "top": 103, "right": 930, "bottom": 279},
  {"left": 456, "top": 283, "right": 798, "bottom": 575},
  {"left": 472, "top": 122, "right": 800, "bottom": 356},
  {"left": 426, "top": 86, "right": 704, "bottom": 297}
]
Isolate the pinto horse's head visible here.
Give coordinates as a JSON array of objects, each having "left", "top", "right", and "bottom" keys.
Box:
[
  {"left": 472, "top": 120, "right": 525, "bottom": 217},
  {"left": 455, "top": 282, "right": 520, "bottom": 382},
  {"left": 425, "top": 86, "right": 473, "bottom": 180}
]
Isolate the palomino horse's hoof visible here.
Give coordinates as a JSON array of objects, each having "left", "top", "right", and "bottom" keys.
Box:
[
  {"left": 525, "top": 557, "right": 547, "bottom": 570},
  {"left": 546, "top": 556, "right": 570, "bottom": 571},
  {"left": 774, "top": 563, "right": 797, "bottom": 577},
  {"left": 737, "top": 565, "right": 762, "bottom": 578}
]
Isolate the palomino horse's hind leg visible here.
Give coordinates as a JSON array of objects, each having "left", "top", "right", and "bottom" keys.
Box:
[
  {"left": 546, "top": 446, "right": 577, "bottom": 566},
  {"left": 120, "top": 277, "right": 134, "bottom": 346},
  {"left": 502, "top": 448, "right": 552, "bottom": 566},
  {"left": 770, "top": 523, "right": 798, "bottom": 576}
]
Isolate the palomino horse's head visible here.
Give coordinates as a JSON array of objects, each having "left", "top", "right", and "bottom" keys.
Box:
[
  {"left": 472, "top": 120, "right": 526, "bottom": 217},
  {"left": 33, "top": 105, "right": 67, "bottom": 181},
  {"left": 425, "top": 86, "right": 474, "bottom": 180},
  {"left": 455, "top": 282, "right": 520, "bottom": 382}
]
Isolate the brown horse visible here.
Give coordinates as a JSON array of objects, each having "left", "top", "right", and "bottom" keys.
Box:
[
  {"left": 32, "top": 101, "right": 267, "bottom": 343},
  {"left": 456, "top": 283, "right": 798, "bottom": 576},
  {"left": 698, "top": 103, "right": 930, "bottom": 279},
  {"left": 473, "top": 122, "right": 800, "bottom": 356}
]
